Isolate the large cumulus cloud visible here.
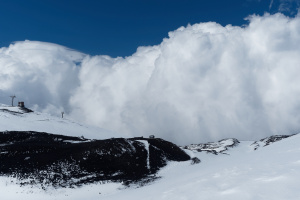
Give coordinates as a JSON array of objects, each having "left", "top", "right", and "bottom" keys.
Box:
[
  {"left": 1, "top": 13, "right": 300, "bottom": 145},
  {"left": 0, "top": 41, "right": 84, "bottom": 113}
]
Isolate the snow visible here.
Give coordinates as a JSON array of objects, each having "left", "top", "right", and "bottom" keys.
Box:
[
  {"left": 1, "top": 134, "right": 300, "bottom": 199},
  {"left": 0, "top": 104, "right": 129, "bottom": 140},
  {"left": 137, "top": 140, "right": 150, "bottom": 170},
  {"left": 185, "top": 138, "right": 239, "bottom": 154},
  {"left": 1, "top": 104, "right": 300, "bottom": 199}
]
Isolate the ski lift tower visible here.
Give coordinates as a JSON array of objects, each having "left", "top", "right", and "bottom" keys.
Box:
[{"left": 9, "top": 95, "right": 16, "bottom": 106}]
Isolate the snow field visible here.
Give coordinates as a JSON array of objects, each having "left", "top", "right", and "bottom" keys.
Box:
[
  {"left": 1, "top": 105, "right": 300, "bottom": 199},
  {"left": 0, "top": 105, "right": 127, "bottom": 140},
  {"left": 1, "top": 135, "right": 300, "bottom": 199}
]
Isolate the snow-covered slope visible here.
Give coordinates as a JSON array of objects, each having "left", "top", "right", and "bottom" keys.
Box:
[
  {"left": 0, "top": 104, "right": 127, "bottom": 139},
  {"left": 1, "top": 104, "right": 300, "bottom": 199},
  {"left": 2, "top": 133, "right": 300, "bottom": 199}
]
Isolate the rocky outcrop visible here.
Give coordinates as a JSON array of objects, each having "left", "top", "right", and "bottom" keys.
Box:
[
  {"left": 0, "top": 131, "right": 190, "bottom": 188},
  {"left": 250, "top": 134, "right": 295, "bottom": 150},
  {"left": 183, "top": 138, "right": 240, "bottom": 155}
]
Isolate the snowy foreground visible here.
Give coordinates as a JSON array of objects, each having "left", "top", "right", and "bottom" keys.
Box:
[{"left": 1, "top": 105, "right": 300, "bottom": 199}]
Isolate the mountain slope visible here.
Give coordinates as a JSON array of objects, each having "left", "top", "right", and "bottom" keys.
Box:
[
  {"left": 2, "top": 133, "right": 299, "bottom": 200},
  {"left": 1, "top": 104, "right": 300, "bottom": 199},
  {"left": 0, "top": 104, "right": 125, "bottom": 139},
  {"left": 0, "top": 131, "right": 190, "bottom": 188},
  {"left": 106, "top": 133, "right": 300, "bottom": 200}
]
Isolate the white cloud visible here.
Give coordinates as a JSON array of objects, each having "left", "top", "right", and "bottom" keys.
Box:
[
  {"left": 278, "top": 0, "right": 300, "bottom": 14},
  {"left": 0, "top": 40, "right": 84, "bottom": 114},
  {"left": 1, "top": 14, "right": 300, "bottom": 145}
]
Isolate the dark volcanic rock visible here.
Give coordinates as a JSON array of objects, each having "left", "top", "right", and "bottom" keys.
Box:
[
  {"left": 0, "top": 131, "right": 190, "bottom": 188},
  {"left": 251, "top": 134, "right": 295, "bottom": 150},
  {"left": 183, "top": 138, "right": 240, "bottom": 155},
  {"left": 191, "top": 157, "right": 201, "bottom": 164},
  {"left": 0, "top": 107, "right": 33, "bottom": 115},
  {"left": 130, "top": 137, "right": 191, "bottom": 173}
]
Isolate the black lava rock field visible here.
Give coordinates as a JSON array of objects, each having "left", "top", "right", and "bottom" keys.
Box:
[{"left": 0, "top": 131, "right": 190, "bottom": 188}]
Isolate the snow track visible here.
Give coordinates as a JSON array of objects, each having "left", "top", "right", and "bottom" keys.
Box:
[{"left": 137, "top": 140, "right": 150, "bottom": 170}]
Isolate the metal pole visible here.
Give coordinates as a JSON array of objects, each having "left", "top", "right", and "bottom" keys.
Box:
[{"left": 10, "top": 95, "right": 16, "bottom": 106}]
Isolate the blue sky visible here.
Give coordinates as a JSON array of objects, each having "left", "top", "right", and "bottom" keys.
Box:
[
  {"left": 1, "top": 0, "right": 300, "bottom": 143},
  {"left": 0, "top": 0, "right": 299, "bottom": 57}
]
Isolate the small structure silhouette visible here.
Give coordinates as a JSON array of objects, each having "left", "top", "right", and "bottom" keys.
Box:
[{"left": 18, "top": 102, "right": 25, "bottom": 107}]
